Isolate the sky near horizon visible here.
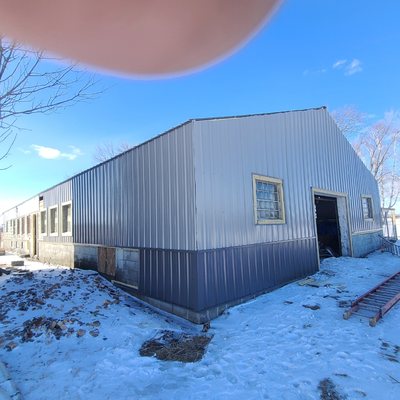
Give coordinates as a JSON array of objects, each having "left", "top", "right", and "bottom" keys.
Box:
[{"left": 1, "top": 0, "right": 400, "bottom": 214}]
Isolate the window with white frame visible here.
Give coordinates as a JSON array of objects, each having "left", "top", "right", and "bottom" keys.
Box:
[
  {"left": 61, "top": 202, "right": 72, "bottom": 235},
  {"left": 49, "top": 206, "right": 58, "bottom": 235},
  {"left": 21, "top": 217, "right": 25, "bottom": 235},
  {"left": 17, "top": 219, "right": 20, "bottom": 235},
  {"left": 362, "top": 196, "right": 373, "bottom": 219},
  {"left": 253, "top": 174, "right": 286, "bottom": 224},
  {"left": 40, "top": 209, "right": 47, "bottom": 235},
  {"left": 26, "top": 215, "right": 31, "bottom": 235}
]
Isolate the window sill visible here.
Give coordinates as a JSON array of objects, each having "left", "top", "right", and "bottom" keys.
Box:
[{"left": 256, "top": 219, "right": 286, "bottom": 225}]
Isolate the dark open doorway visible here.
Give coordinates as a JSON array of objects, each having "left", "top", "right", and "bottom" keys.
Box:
[
  {"left": 314, "top": 195, "right": 342, "bottom": 258},
  {"left": 32, "top": 214, "right": 37, "bottom": 257}
]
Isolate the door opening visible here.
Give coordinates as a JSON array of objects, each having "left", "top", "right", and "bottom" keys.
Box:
[
  {"left": 32, "top": 214, "right": 37, "bottom": 256},
  {"left": 314, "top": 195, "right": 342, "bottom": 259}
]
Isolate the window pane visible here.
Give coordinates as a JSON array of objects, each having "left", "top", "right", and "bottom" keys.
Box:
[
  {"left": 50, "top": 208, "right": 58, "bottom": 234},
  {"left": 40, "top": 211, "right": 46, "bottom": 234},
  {"left": 255, "top": 178, "right": 283, "bottom": 222},
  {"left": 362, "top": 197, "right": 373, "bottom": 219},
  {"left": 62, "top": 204, "right": 72, "bottom": 233}
]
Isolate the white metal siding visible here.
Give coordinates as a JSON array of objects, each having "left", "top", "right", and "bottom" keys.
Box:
[
  {"left": 73, "top": 122, "right": 196, "bottom": 250},
  {"left": 192, "top": 108, "right": 381, "bottom": 250}
]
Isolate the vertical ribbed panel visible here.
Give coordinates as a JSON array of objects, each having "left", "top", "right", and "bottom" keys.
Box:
[
  {"left": 41, "top": 180, "right": 73, "bottom": 243},
  {"left": 41, "top": 180, "right": 72, "bottom": 207},
  {"left": 72, "top": 122, "right": 196, "bottom": 250},
  {"left": 192, "top": 108, "right": 381, "bottom": 250},
  {"left": 140, "top": 249, "right": 198, "bottom": 310},
  {"left": 139, "top": 238, "right": 317, "bottom": 313}
]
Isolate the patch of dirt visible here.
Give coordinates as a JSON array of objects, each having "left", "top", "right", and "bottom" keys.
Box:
[
  {"left": 303, "top": 304, "right": 321, "bottom": 310},
  {"left": 320, "top": 270, "right": 336, "bottom": 277},
  {"left": 318, "top": 378, "right": 347, "bottom": 400},
  {"left": 21, "top": 316, "right": 70, "bottom": 341},
  {"left": 2, "top": 316, "right": 83, "bottom": 347},
  {"left": 1, "top": 268, "right": 121, "bottom": 350},
  {"left": 333, "top": 373, "right": 349, "bottom": 378},
  {"left": 140, "top": 330, "right": 212, "bottom": 363},
  {"left": 323, "top": 295, "right": 340, "bottom": 300},
  {"left": 337, "top": 300, "right": 352, "bottom": 309},
  {"left": 354, "top": 389, "right": 367, "bottom": 397},
  {"left": 380, "top": 339, "right": 399, "bottom": 363},
  {"left": 298, "top": 278, "right": 330, "bottom": 288}
]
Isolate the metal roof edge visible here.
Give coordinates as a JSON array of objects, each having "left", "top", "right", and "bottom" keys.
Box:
[
  {"left": 192, "top": 106, "right": 327, "bottom": 123},
  {"left": 1, "top": 106, "right": 328, "bottom": 216}
]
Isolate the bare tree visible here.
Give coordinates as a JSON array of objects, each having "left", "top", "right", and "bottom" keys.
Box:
[
  {"left": 0, "top": 36, "right": 98, "bottom": 169},
  {"left": 333, "top": 107, "right": 400, "bottom": 209},
  {"left": 93, "top": 142, "right": 133, "bottom": 163},
  {"left": 358, "top": 113, "right": 400, "bottom": 209},
  {"left": 331, "top": 105, "right": 366, "bottom": 138}
]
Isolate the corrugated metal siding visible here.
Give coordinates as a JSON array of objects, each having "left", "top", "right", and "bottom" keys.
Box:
[
  {"left": 41, "top": 180, "right": 73, "bottom": 243},
  {"left": 141, "top": 249, "right": 198, "bottom": 310},
  {"left": 72, "top": 122, "right": 196, "bottom": 250},
  {"left": 195, "top": 238, "right": 318, "bottom": 311},
  {"left": 140, "top": 238, "right": 318, "bottom": 312},
  {"left": 192, "top": 108, "right": 381, "bottom": 250}
]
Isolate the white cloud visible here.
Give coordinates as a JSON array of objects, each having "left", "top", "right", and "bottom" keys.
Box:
[
  {"left": 31, "top": 144, "right": 83, "bottom": 160},
  {"left": 345, "top": 59, "right": 362, "bottom": 76},
  {"left": 332, "top": 59, "right": 347, "bottom": 69},
  {"left": 62, "top": 145, "right": 84, "bottom": 160},
  {"left": 32, "top": 144, "right": 61, "bottom": 159},
  {"left": 306, "top": 58, "right": 363, "bottom": 78}
]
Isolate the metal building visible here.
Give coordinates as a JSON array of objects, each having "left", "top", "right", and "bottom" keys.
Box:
[{"left": 1, "top": 107, "right": 382, "bottom": 322}]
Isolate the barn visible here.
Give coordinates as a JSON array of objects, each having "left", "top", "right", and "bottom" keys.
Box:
[{"left": 1, "top": 107, "right": 382, "bottom": 322}]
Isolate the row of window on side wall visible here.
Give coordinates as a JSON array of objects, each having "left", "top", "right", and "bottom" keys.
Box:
[
  {"left": 5, "top": 216, "right": 31, "bottom": 235},
  {"left": 39, "top": 202, "right": 72, "bottom": 236}
]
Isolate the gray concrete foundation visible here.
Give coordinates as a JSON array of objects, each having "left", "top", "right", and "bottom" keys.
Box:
[
  {"left": 38, "top": 242, "right": 74, "bottom": 267},
  {"left": 74, "top": 244, "right": 98, "bottom": 269},
  {"left": 351, "top": 230, "right": 382, "bottom": 257}
]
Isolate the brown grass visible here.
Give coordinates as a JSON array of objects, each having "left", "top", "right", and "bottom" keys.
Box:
[{"left": 140, "top": 330, "right": 212, "bottom": 363}]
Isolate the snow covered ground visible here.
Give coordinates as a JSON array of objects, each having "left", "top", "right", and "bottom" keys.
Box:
[{"left": 1, "top": 251, "right": 399, "bottom": 399}]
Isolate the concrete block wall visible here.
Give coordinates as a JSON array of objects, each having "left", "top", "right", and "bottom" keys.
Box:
[
  {"left": 115, "top": 248, "right": 140, "bottom": 287},
  {"left": 351, "top": 230, "right": 382, "bottom": 257},
  {"left": 2, "top": 237, "right": 32, "bottom": 256},
  {"left": 38, "top": 242, "right": 74, "bottom": 267},
  {"left": 74, "top": 244, "right": 98, "bottom": 269}
]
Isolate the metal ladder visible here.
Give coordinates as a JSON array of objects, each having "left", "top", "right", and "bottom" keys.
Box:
[
  {"left": 343, "top": 271, "right": 400, "bottom": 326},
  {"left": 380, "top": 235, "right": 400, "bottom": 256}
]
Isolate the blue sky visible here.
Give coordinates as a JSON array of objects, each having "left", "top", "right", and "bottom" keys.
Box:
[{"left": 1, "top": 0, "right": 400, "bottom": 213}]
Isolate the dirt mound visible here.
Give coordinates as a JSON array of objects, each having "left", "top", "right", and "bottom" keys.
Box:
[
  {"left": 318, "top": 378, "right": 347, "bottom": 400},
  {"left": 140, "top": 330, "right": 212, "bottom": 363}
]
